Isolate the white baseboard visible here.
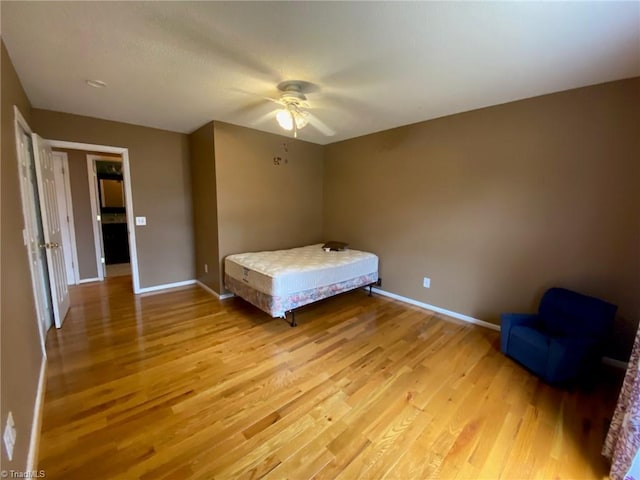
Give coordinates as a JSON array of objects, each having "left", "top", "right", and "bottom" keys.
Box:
[
  {"left": 602, "top": 356, "right": 629, "bottom": 370},
  {"left": 369, "top": 287, "right": 500, "bottom": 331},
  {"left": 368, "top": 288, "right": 629, "bottom": 369},
  {"left": 77, "top": 277, "right": 101, "bottom": 284},
  {"left": 26, "top": 355, "right": 47, "bottom": 471},
  {"left": 137, "top": 279, "right": 196, "bottom": 294},
  {"left": 196, "top": 281, "right": 234, "bottom": 300}
]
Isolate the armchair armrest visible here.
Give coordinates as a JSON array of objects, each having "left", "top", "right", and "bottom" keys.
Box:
[
  {"left": 500, "top": 313, "right": 538, "bottom": 353},
  {"left": 546, "top": 336, "right": 599, "bottom": 383}
]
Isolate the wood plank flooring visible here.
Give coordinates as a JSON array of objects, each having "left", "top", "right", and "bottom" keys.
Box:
[{"left": 38, "top": 276, "right": 621, "bottom": 479}]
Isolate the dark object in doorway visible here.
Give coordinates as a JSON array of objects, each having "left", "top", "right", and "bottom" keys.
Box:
[{"left": 102, "top": 223, "right": 130, "bottom": 264}]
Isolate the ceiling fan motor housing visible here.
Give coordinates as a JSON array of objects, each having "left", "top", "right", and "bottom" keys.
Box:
[
  {"left": 280, "top": 90, "right": 307, "bottom": 107},
  {"left": 277, "top": 80, "right": 311, "bottom": 106}
]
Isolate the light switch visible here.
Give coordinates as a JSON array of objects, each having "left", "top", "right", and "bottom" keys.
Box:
[{"left": 135, "top": 216, "right": 147, "bottom": 226}]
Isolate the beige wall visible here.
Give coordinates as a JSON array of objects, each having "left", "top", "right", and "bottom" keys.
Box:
[
  {"left": 189, "top": 122, "right": 220, "bottom": 292},
  {"left": 324, "top": 78, "right": 640, "bottom": 360},
  {"left": 31, "top": 110, "right": 195, "bottom": 288},
  {"left": 214, "top": 122, "right": 325, "bottom": 290},
  {"left": 1, "top": 40, "right": 43, "bottom": 471}
]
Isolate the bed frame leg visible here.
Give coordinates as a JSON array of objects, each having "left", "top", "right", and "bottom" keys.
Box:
[
  {"left": 289, "top": 311, "right": 297, "bottom": 327},
  {"left": 368, "top": 284, "right": 373, "bottom": 297}
]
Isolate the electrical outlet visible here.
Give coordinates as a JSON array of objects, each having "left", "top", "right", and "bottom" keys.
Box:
[
  {"left": 135, "top": 216, "right": 146, "bottom": 226},
  {"left": 204, "top": 264, "right": 208, "bottom": 274},
  {"left": 3, "top": 411, "right": 16, "bottom": 461},
  {"left": 423, "top": 277, "right": 431, "bottom": 288}
]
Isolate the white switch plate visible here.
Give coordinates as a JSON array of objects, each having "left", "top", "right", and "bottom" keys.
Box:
[
  {"left": 135, "top": 216, "right": 146, "bottom": 226},
  {"left": 423, "top": 277, "right": 431, "bottom": 288}
]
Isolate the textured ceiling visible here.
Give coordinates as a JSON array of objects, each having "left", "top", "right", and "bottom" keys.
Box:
[{"left": 2, "top": 1, "right": 639, "bottom": 145}]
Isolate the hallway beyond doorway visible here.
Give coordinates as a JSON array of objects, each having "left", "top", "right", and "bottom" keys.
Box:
[{"left": 105, "top": 263, "right": 131, "bottom": 277}]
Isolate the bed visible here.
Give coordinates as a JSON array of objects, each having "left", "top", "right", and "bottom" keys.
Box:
[{"left": 224, "top": 244, "right": 379, "bottom": 326}]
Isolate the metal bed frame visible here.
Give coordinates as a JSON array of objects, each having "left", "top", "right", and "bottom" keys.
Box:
[{"left": 284, "top": 280, "right": 378, "bottom": 327}]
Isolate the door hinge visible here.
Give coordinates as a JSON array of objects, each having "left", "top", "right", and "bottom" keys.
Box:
[{"left": 101, "top": 257, "right": 105, "bottom": 264}]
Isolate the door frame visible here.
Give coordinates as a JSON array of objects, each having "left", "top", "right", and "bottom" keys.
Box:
[
  {"left": 51, "top": 151, "right": 80, "bottom": 285},
  {"left": 87, "top": 154, "right": 129, "bottom": 279},
  {"left": 48, "top": 140, "right": 141, "bottom": 294},
  {"left": 13, "top": 106, "right": 51, "bottom": 353},
  {"left": 86, "top": 154, "right": 108, "bottom": 281}
]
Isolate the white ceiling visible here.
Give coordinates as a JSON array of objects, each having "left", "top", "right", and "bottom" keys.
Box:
[{"left": 2, "top": 1, "right": 639, "bottom": 145}]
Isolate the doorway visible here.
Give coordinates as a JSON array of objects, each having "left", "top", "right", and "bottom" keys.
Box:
[
  {"left": 88, "top": 155, "right": 131, "bottom": 278},
  {"left": 49, "top": 141, "right": 141, "bottom": 293}
]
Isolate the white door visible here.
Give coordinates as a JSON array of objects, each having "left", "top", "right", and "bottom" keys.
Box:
[
  {"left": 16, "top": 126, "right": 53, "bottom": 343},
  {"left": 32, "top": 134, "right": 70, "bottom": 328},
  {"left": 52, "top": 151, "right": 78, "bottom": 285}
]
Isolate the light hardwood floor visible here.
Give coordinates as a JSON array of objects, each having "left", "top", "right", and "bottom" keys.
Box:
[
  {"left": 39, "top": 276, "right": 622, "bottom": 479},
  {"left": 106, "top": 262, "right": 132, "bottom": 277}
]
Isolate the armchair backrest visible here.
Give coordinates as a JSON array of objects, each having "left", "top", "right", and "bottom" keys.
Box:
[{"left": 538, "top": 287, "right": 617, "bottom": 338}]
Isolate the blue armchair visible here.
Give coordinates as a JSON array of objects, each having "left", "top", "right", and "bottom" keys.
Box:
[{"left": 501, "top": 288, "right": 616, "bottom": 384}]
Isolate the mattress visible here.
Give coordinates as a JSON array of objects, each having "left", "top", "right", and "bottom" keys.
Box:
[{"left": 224, "top": 244, "right": 378, "bottom": 297}]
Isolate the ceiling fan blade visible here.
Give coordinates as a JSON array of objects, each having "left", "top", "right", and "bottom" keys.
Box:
[
  {"left": 148, "top": 10, "right": 280, "bottom": 83},
  {"left": 251, "top": 109, "right": 277, "bottom": 126},
  {"left": 263, "top": 96, "right": 283, "bottom": 105},
  {"left": 226, "top": 98, "right": 267, "bottom": 118},
  {"left": 227, "top": 88, "right": 283, "bottom": 106},
  {"left": 306, "top": 112, "right": 335, "bottom": 136}
]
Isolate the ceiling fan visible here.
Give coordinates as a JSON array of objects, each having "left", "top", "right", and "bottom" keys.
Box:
[{"left": 266, "top": 80, "right": 335, "bottom": 138}]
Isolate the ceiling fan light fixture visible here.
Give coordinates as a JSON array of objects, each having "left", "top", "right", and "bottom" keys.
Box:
[
  {"left": 276, "top": 109, "right": 294, "bottom": 131},
  {"left": 276, "top": 106, "right": 308, "bottom": 133},
  {"left": 271, "top": 81, "right": 324, "bottom": 135},
  {"left": 294, "top": 113, "right": 308, "bottom": 129}
]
